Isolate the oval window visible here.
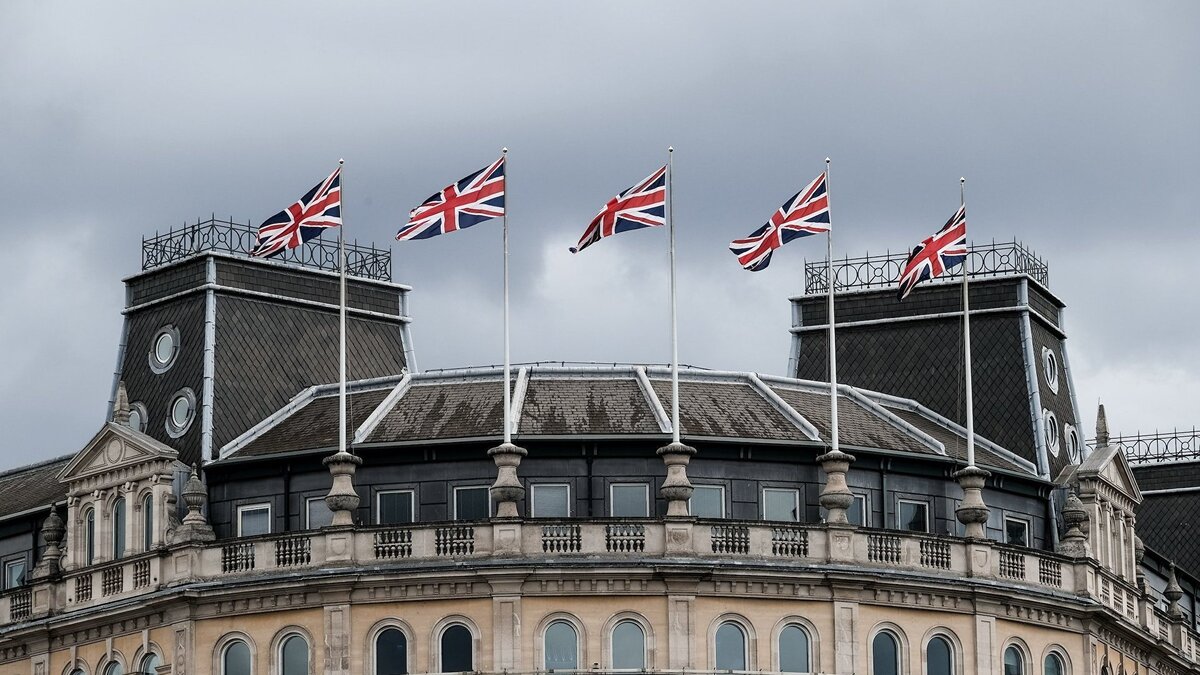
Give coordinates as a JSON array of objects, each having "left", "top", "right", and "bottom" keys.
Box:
[
  {"left": 128, "top": 402, "right": 148, "bottom": 432},
  {"left": 166, "top": 388, "right": 196, "bottom": 437},
  {"left": 1041, "top": 347, "right": 1060, "bottom": 395},
  {"left": 1065, "top": 424, "right": 1081, "bottom": 464},
  {"left": 149, "top": 326, "right": 180, "bottom": 373},
  {"left": 1044, "top": 410, "right": 1060, "bottom": 457}
]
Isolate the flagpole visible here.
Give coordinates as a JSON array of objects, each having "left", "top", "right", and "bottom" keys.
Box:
[
  {"left": 961, "top": 177, "right": 974, "bottom": 468},
  {"left": 502, "top": 148, "right": 512, "bottom": 446},
  {"left": 338, "top": 159, "right": 347, "bottom": 457},
  {"left": 825, "top": 158, "right": 838, "bottom": 455},
  {"left": 668, "top": 147, "right": 680, "bottom": 446}
]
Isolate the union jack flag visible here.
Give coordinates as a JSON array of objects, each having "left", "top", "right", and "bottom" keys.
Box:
[
  {"left": 897, "top": 205, "right": 968, "bottom": 300},
  {"left": 251, "top": 167, "right": 342, "bottom": 258},
  {"left": 570, "top": 166, "right": 666, "bottom": 254},
  {"left": 397, "top": 156, "right": 505, "bottom": 241},
  {"left": 728, "top": 172, "right": 830, "bottom": 271}
]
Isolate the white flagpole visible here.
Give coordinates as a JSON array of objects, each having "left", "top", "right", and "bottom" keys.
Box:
[
  {"left": 502, "top": 148, "right": 512, "bottom": 446},
  {"left": 961, "top": 177, "right": 974, "bottom": 468},
  {"left": 825, "top": 158, "right": 838, "bottom": 454},
  {"left": 338, "top": 159, "right": 347, "bottom": 456},
  {"left": 668, "top": 147, "right": 680, "bottom": 446}
]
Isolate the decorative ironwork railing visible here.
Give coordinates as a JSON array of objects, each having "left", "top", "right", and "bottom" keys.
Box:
[
  {"left": 804, "top": 240, "right": 1048, "bottom": 294},
  {"left": 140, "top": 216, "right": 392, "bottom": 281},
  {"left": 1101, "top": 429, "right": 1200, "bottom": 464}
]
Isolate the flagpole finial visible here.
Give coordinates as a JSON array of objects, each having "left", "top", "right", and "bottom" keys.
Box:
[
  {"left": 668, "top": 146, "right": 674, "bottom": 153},
  {"left": 960, "top": 177, "right": 965, "bottom": 184},
  {"left": 339, "top": 158, "right": 345, "bottom": 165},
  {"left": 502, "top": 147, "right": 508, "bottom": 154},
  {"left": 825, "top": 157, "right": 831, "bottom": 164}
]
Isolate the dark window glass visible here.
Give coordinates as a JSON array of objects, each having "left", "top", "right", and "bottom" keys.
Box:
[
  {"left": 104, "top": 663, "right": 124, "bottom": 675},
  {"left": 112, "top": 498, "right": 126, "bottom": 560},
  {"left": 611, "top": 484, "right": 649, "bottom": 517},
  {"left": 239, "top": 505, "right": 271, "bottom": 537},
  {"left": 441, "top": 624, "right": 473, "bottom": 672},
  {"left": 455, "top": 487, "right": 490, "bottom": 521},
  {"left": 715, "top": 622, "right": 747, "bottom": 670},
  {"left": 779, "top": 624, "right": 810, "bottom": 672},
  {"left": 141, "top": 654, "right": 161, "bottom": 674},
  {"left": 764, "top": 489, "right": 799, "bottom": 522},
  {"left": 222, "top": 641, "right": 250, "bottom": 675},
  {"left": 612, "top": 621, "right": 645, "bottom": 670},
  {"left": 281, "top": 635, "right": 309, "bottom": 675},
  {"left": 143, "top": 494, "right": 154, "bottom": 551},
  {"left": 378, "top": 491, "right": 414, "bottom": 525},
  {"left": 1043, "top": 654, "right": 1063, "bottom": 675},
  {"left": 376, "top": 627, "right": 408, "bottom": 675},
  {"left": 533, "top": 485, "right": 570, "bottom": 518},
  {"left": 1003, "top": 646, "right": 1023, "bottom": 675},
  {"left": 690, "top": 486, "right": 724, "bottom": 518},
  {"left": 85, "top": 509, "right": 95, "bottom": 565},
  {"left": 1005, "top": 518, "right": 1029, "bottom": 547},
  {"left": 544, "top": 621, "right": 579, "bottom": 670},
  {"left": 927, "top": 636, "right": 952, "bottom": 675},
  {"left": 307, "top": 498, "right": 333, "bottom": 529},
  {"left": 847, "top": 495, "right": 866, "bottom": 527},
  {"left": 898, "top": 501, "right": 928, "bottom": 533},
  {"left": 872, "top": 632, "right": 899, "bottom": 675},
  {"left": 5, "top": 560, "right": 25, "bottom": 589}
]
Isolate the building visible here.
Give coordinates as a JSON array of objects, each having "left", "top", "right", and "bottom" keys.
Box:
[{"left": 0, "top": 219, "right": 1197, "bottom": 675}]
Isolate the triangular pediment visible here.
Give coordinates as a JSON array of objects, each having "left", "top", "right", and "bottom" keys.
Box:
[
  {"left": 1077, "top": 442, "right": 1143, "bottom": 505},
  {"left": 58, "top": 422, "right": 179, "bottom": 483}
]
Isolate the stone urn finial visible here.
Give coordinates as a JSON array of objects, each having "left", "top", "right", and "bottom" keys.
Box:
[
  {"left": 817, "top": 449, "right": 856, "bottom": 525},
  {"left": 31, "top": 507, "right": 65, "bottom": 579},
  {"left": 1166, "top": 562, "right": 1185, "bottom": 619},
  {"left": 112, "top": 381, "right": 130, "bottom": 425},
  {"left": 170, "top": 465, "right": 215, "bottom": 544},
  {"left": 324, "top": 451, "right": 363, "bottom": 527},
  {"left": 1056, "top": 490, "right": 1089, "bottom": 556},
  {"left": 489, "top": 443, "right": 528, "bottom": 519},
  {"left": 658, "top": 442, "right": 697, "bottom": 518},
  {"left": 953, "top": 465, "right": 992, "bottom": 539}
]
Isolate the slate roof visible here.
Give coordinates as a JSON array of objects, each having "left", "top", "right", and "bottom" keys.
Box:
[
  {"left": 0, "top": 455, "right": 71, "bottom": 521},
  {"left": 1133, "top": 462, "right": 1200, "bottom": 578},
  {"left": 218, "top": 365, "right": 1035, "bottom": 477}
]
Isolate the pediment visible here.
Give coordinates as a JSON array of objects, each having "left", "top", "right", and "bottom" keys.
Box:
[
  {"left": 57, "top": 422, "right": 179, "bottom": 483},
  {"left": 1077, "top": 442, "right": 1143, "bottom": 505}
]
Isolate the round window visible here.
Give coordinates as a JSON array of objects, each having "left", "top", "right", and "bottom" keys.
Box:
[
  {"left": 165, "top": 388, "right": 196, "bottom": 437},
  {"left": 149, "top": 326, "right": 180, "bottom": 374},
  {"left": 1044, "top": 410, "right": 1060, "bottom": 456},
  {"left": 1065, "top": 424, "right": 1081, "bottom": 463},
  {"left": 1041, "top": 346, "right": 1060, "bottom": 395},
  {"left": 128, "top": 402, "right": 148, "bottom": 433}
]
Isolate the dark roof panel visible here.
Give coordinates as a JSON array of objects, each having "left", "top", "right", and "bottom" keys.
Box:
[
  {"left": 887, "top": 407, "right": 1028, "bottom": 473},
  {"left": 1138, "top": 492, "right": 1200, "bottom": 579},
  {"left": 236, "top": 388, "right": 390, "bottom": 457},
  {"left": 650, "top": 380, "right": 800, "bottom": 441},
  {"left": 519, "top": 378, "right": 660, "bottom": 435},
  {"left": 0, "top": 455, "right": 71, "bottom": 520},
  {"left": 367, "top": 381, "right": 506, "bottom": 442},
  {"left": 771, "top": 387, "right": 929, "bottom": 454}
]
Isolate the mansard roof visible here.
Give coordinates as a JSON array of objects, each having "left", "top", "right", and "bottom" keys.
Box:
[
  {"left": 217, "top": 365, "right": 1038, "bottom": 476},
  {"left": 0, "top": 455, "right": 71, "bottom": 521}
]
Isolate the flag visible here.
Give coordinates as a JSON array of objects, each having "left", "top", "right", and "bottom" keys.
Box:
[
  {"left": 251, "top": 167, "right": 342, "bottom": 258},
  {"left": 570, "top": 166, "right": 667, "bottom": 254},
  {"left": 896, "top": 205, "right": 968, "bottom": 300},
  {"left": 728, "top": 171, "right": 830, "bottom": 271},
  {"left": 397, "top": 156, "right": 506, "bottom": 241}
]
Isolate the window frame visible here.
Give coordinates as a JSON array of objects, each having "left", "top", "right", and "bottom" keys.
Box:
[
  {"left": 216, "top": 634, "right": 254, "bottom": 675},
  {"left": 713, "top": 620, "right": 750, "bottom": 671},
  {"left": 304, "top": 496, "right": 334, "bottom": 530},
  {"left": 3, "top": 557, "right": 26, "bottom": 589},
  {"left": 609, "top": 483, "right": 651, "bottom": 518},
  {"left": 142, "top": 492, "right": 154, "bottom": 551},
  {"left": 452, "top": 485, "right": 492, "bottom": 521},
  {"left": 897, "top": 498, "right": 930, "bottom": 533},
  {"left": 112, "top": 496, "right": 127, "bottom": 560},
  {"left": 870, "top": 629, "right": 903, "bottom": 675},
  {"left": 542, "top": 618, "right": 581, "bottom": 670},
  {"left": 608, "top": 618, "right": 648, "bottom": 671},
  {"left": 1004, "top": 515, "right": 1032, "bottom": 548},
  {"left": 1003, "top": 644, "right": 1026, "bottom": 675},
  {"left": 278, "top": 631, "right": 311, "bottom": 675},
  {"left": 236, "top": 503, "right": 272, "bottom": 538},
  {"left": 925, "top": 633, "right": 955, "bottom": 675},
  {"left": 776, "top": 621, "right": 813, "bottom": 673},
  {"left": 689, "top": 484, "right": 726, "bottom": 519},
  {"left": 371, "top": 623, "right": 412, "bottom": 675},
  {"left": 848, "top": 493, "right": 868, "bottom": 527},
  {"left": 762, "top": 487, "right": 801, "bottom": 523},
  {"left": 530, "top": 483, "right": 572, "bottom": 518},
  {"left": 437, "top": 621, "right": 476, "bottom": 673},
  {"left": 84, "top": 507, "right": 96, "bottom": 565},
  {"left": 375, "top": 489, "right": 416, "bottom": 525}
]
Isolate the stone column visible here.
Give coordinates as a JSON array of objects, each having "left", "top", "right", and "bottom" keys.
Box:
[
  {"left": 954, "top": 466, "right": 992, "bottom": 539},
  {"left": 323, "top": 452, "right": 363, "bottom": 527},
  {"left": 817, "top": 449, "right": 856, "bottom": 525},
  {"left": 30, "top": 508, "right": 65, "bottom": 580}
]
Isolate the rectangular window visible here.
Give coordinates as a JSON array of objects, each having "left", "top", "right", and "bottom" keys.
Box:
[
  {"left": 610, "top": 483, "right": 650, "bottom": 517},
  {"left": 1005, "top": 516, "right": 1031, "bottom": 547},
  {"left": 376, "top": 490, "right": 415, "bottom": 525},
  {"left": 847, "top": 494, "right": 867, "bottom": 527},
  {"left": 763, "top": 488, "right": 801, "bottom": 522},
  {"left": 4, "top": 559, "right": 25, "bottom": 589},
  {"left": 454, "top": 486, "right": 491, "bottom": 521},
  {"left": 690, "top": 485, "right": 725, "bottom": 518},
  {"left": 306, "top": 497, "right": 334, "bottom": 529},
  {"left": 237, "top": 503, "right": 271, "bottom": 537},
  {"left": 531, "top": 484, "right": 571, "bottom": 518},
  {"left": 898, "top": 499, "right": 929, "bottom": 533}
]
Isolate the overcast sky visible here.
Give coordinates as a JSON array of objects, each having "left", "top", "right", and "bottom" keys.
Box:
[{"left": 2, "top": 2, "right": 1197, "bottom": 468}]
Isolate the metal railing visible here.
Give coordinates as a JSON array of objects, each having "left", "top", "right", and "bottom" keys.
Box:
[
  {"left": 140, "top": 216, "right": 392, "bottom": 281},
  {"left": 804, "top": 240, "right": 1048, "bottom": 294},
  {"left": 1098, "top": 429, "right": 1200, "bottom": 465}
]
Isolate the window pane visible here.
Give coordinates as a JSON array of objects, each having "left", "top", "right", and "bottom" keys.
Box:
[
  {"left": 378, "top": 492, "right": 414, "bottom": 525},
  {"left": 307, "top": 498, "right": 334, "bottom": 529},
  {"left": 376, "top": 628, "right": 408, "bottom": 675},
  {"left": 223, "top": 640, "right": 251, "bottom": 675},
  {"left": 715, "top": 622, "right": 747, "bottom": 670},
  {"left": 872, "top": 632, "right": 899, "bottom": 675},
  {"left": 691, "top": 486, "right": 724, "bottom": 518},
  {"left": 441, "top": 625, "right": 473, "bottom": 672},
  {"left": 611, "top": 485, "right": 649, "bottom": 517},
  {"left": 143, "top": 495, "right": 154, "bottom": 551},
  {"left": 612, "top": 621, "right": 645, "bottom": 670},
  {"left": 927, "top": 636, "right": 952, "bottom": 675},
  {"left": 104, "top": 663, "right": 124, "bottom": 675},
  {"left": 533, "top": 485, "right": 570, "bottom": 518},
  {"left": 1043, "top": 654, "right": 1062, "bottom": 675},
  {"left": 113, "top": 498, "right": 126, "bottom": 559},
  {"left": 764, "top": 489, "right": 799, "bottom": 522},
  {"left": 899, "top": 501, "right": 928, "bottom": 533},
  {"left": 455, "top": 487, "right": 490, "bottom": 521},
  {"left": 141, "top": 654, "right": 161, "bottom": 674},
  {"left": 1005, "top": 519, "right": 1029, "bottom": 547},
  {"left": 5, "top": 560, "right": 25, "bottom": 588},
  {"left": 1003, "top": 646, "right": 1023, "bottom": 675},
  {"left": 847, "top": 495, "right": 866, "bottom": 527},
  {"left": 85, "top": 510, "right": 95, "bottom": 565},
  {"left": 779, "top": 624, "right": 809, "bottom": 673},
  {"left": 282, "top": 635, "right": 309, "bottom": 675},
  {"left": 240, "top": 506, "right": 270, "bottom": 537},
  {"left": 544, "top": 621, "right": 579, "bottom": 670}
]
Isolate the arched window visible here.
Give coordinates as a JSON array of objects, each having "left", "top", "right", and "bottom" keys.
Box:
[
  {"left": 112, "top": 497, "right": 126, "bottom": 560},
  {"left": 281, "top": 634, "right": 309, "bottom": 675},
  {"left": 375, "top": 627, "right": 408, "bottom": 675},
  {"left": 1003, "top": 646, "right": 1024, "bottom": 675},
  {"left": 872, "top": 631, "right": 900, "bottom": 675},
  {"left": 927, "top": 636, "right": 953, "bottom": 675},
  {"left": 441, "top": 624, "right": 473, "bottom": 672},
  {"left": 1044, "top": 653, "right": 1065, "bottom": 675},
  {"left": 715, "top": 622, "right": 747, "bottom": 670},
  {"left": 69, "top": 670, "right": 85, "bottom": 675},
  {"left": 143, "top": 494, "right": 154, "bottom": 551},
  {"left": 611, "top": 620, "right": 646, "bottom": 670},
  {"left": 222, "top": 640, "right": 251, "bottom": 675},
  {"left": 84, "top": 508, "right": 96, "bottom": 565},
  {"left": 544, "top": 620, "right": 579, "bottom": 670},
  {"left": 104, "top": 663, "right": 124, "bottom": 675},
  {"left": 779, "top": 624, "right": 810, "bottom": 673},
  {"left": 140, "top": 653, "right": 161, "bottom": 674}
]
